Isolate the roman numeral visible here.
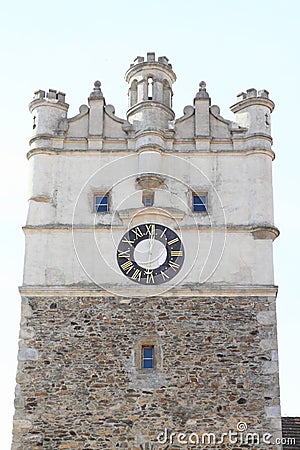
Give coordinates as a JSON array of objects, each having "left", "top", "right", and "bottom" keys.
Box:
[
  {"left": 118, "top": 248, "right": 131, "bottom": 259},
  {"left": 171, "top": 250, "right": 183, "bottom": 257},
  {"left": 120, "top": 260, "right": 134, "bottom": 273},
  {"left": 122, "top": 238, "right": 134, "bottom": 245},
  {"left": 131, "top": 269, "right": 142, "bottom": 281},
  {"left": 145, "top": 224, "right": 155, "bottom": 237},
  {"left": 167, "top": 237, "right": 179, "bottom": 246},
  {"left": 169, "top": 261, "right": 180, "bottom": 271},
  {"left": 160, "top": 228, "right": 167, "bottom": 238},
  {"left": 161, "top": 271, "right": 169, "bottom": 280},
  {"left": 132, "top": 227, "right": 143, "bottom": 239},
  {"left": 145, "top": 270, "right": 155, "bottom": 284}
]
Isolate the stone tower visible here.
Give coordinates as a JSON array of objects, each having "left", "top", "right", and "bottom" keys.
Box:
[{"left": 12, "top": 52, "right": 282, "bottom": 449}]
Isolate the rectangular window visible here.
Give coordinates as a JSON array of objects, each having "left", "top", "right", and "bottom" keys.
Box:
[
  {"left": 193, "top": 194, "right": 207, "bottom": 212},
  {"left": 95, "top": 195, "right": 109, "bottom": 213},
  {"left": 145, "top": 197, "right": 152, "bottom": 207},
  {"left": 142, "top": 190, "right": 154, "bottom": 207},
  {"left": 142, "top": 346, "right": 154, "bottom": 369}
]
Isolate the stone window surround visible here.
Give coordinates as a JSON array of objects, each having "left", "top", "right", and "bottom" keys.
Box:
[
  {"left": 135, "top": 335, "right": 162, "bottom": 372},
  {"left": 91, "top": 190, "right": 111, "bottom": 213},
  {"left": 142, "top": 189, "right": 154, "bottom": 207},
  {"left": 190, "top": 189, "right": 209, "bottom": 213}
]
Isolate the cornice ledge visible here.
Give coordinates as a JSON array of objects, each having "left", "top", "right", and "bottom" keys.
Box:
[
  {"left": 27, "top": 148, "right": 58, "bottom": 159},
  {"left": 19, "top": 283, "right": 278, "bottom": 298},
  {"left": 215, "top": 224, "right": 279, "bottom": 240},
  {"left": 231, "top": 96, "right": 275, "bottom": 113},
  {"left": 136, "top": 143, "right": 166, "bottom": 152},
  {"left": 29, "top": 134, "right": 54, "bottom": 145},
  {"left": 22, "top": 224, "right": 280, "bottom": 236},
  {"left": 245, "top": 148, "right": 275, "bottom": 160},
  {"left": 127, "top": 101, "right": 175, "bottom": 120},
  {"left": 244, "top": 133, "right": 273, "bottom": 144},
  {"left": 251, "top": 225, "right": 280, "bottom": 241}
]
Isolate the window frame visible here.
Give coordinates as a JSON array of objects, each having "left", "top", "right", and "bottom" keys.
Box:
[
  {"left": 142, "top": 346, "right": 154, "bottom": 369},
  {"left": 94, "top": 193, "right": 110, "bottom": 213},
  {"left": 192, "top": 191, "right": 208, "bottom": 213},
  {"left": 135, "top": 336, "right": 162, "bottom": 372},
  {"left": 142, "top": 190, "right": 154, "bottom": 207}
]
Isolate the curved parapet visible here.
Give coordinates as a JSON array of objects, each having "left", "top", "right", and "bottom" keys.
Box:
[
  {"left": 29, "top": 89, "right": 69, "bottom": 137},
  {"left": 230, "top": 88, "right": 275, "bottom": 139}
]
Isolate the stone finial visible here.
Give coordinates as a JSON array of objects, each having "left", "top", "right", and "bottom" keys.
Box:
[
  {"left": 89, "top": 80, "right": 103, "bottom": 99},
  {"left": 195, "top": 81, "right": 209, "bottom": 99}
]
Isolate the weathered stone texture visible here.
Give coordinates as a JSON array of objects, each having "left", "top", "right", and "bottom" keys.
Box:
[{"left": 12, "top": 294, "right": 280, "bottom": 449}]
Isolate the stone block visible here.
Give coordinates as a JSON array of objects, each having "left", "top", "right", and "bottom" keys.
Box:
[
  {"left": 18, "top": 347, "right": 39, "bottom": 361},
  {"left": 12, "top": 419, "right": 32, "bottom": 435},
  {"left": 21, "top": 303, "right": 32, "bottom": 318},
  {"left": 20, "top": 327, "right": 35, "bottom": 340},
  {"left": 257, "top": 311, "right": 276, "bottom": 325},
  {"left": 262, "top": 361, "right": 279, "bottom": 374},
  {"left": 265, "top": 405, "right": 281, "bottom": 418}
]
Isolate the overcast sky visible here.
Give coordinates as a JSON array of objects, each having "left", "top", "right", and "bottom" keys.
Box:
[{"left": 1, "top": 0, "right": 299, "bottom": 447}]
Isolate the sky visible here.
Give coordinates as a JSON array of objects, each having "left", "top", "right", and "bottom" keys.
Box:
[{"left": 0, "top": 0, "right": 299, "bottom": 447}]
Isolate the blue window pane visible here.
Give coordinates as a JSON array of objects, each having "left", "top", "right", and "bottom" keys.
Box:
[
  {"left": 143, "top": 347, "right": 153, "bottom": 358},
  {"left": 193, "top": 203, "right": 206, "bottom": 212},
  {"left": 95, "top": 196, "right": 108, "bottom": 212},
  {"left": 143, "top": 359, "right": 153, "bottom": 369},
  {"left": 145, "top": 198, "right": 152, "bottom": 207},
  {"left": 142, "top": 346, "right": 154, "bottom": 369},
  {"left": 96, "top": 196, "right": 108, "bottom": 205},
  {"left": 96, "top": 204, "right": 108, "bottom": 212},
  {"left": 193, "top": 195, "right": 207, "bottom": 212}
]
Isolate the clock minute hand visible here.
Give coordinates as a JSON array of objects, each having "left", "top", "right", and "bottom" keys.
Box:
[{"left": 147, "top": 230, "right": 155, "bottom": 270}]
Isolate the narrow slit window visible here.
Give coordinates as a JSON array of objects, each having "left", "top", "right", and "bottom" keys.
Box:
[
  {"left": 142, "top": 346, "right": 154, "bottom": 369},
  {"left": 95, "top": 195, "right": 109, "bottom": 213},
  {"left": 193, "top": 194, "right": 207, "bottom": 212},
  {"left": 147, "top": 77, "right": 153, "bottom": 100}
]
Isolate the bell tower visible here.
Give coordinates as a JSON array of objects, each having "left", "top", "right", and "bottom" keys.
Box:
[
  {"left": 12, "top": 53, "right": 282, "bottom": 449},
  {"left": 126, "top": 52, "right": 176, "bottom": 131}
]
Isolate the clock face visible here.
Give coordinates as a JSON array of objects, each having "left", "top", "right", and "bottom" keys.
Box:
[{"left": 117, "top": 223, "right": 184, "bottom": 285}]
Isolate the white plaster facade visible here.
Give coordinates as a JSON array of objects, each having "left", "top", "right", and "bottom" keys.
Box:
[{"left": 24, "top": 52, "right": 278, "bottom": 296}]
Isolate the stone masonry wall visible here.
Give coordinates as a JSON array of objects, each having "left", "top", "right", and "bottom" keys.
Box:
[{"left": 12, "top": 294, "right": 281, "bottom": 449}]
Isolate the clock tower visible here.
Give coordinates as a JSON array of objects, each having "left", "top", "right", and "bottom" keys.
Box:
[{"left": 12, "top": 53, "right": 282, "bottom": 449}]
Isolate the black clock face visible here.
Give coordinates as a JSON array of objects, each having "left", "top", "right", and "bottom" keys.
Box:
[{"left": 117, "top": 223, "right": 184, "bottom": 285}]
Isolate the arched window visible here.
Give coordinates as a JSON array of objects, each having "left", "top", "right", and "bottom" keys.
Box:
[
  {"left": 147, "top": 77, "right": 153, "bottom": 100},
  {"left": 163, "top": 80, "right": 171, "bottom": 107},
  {"left": 130, "top": 80, "right": 138, "bottom": 107}
]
